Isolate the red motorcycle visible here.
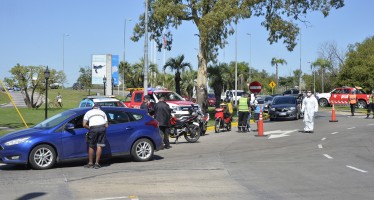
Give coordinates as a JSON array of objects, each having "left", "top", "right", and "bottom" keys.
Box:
[{"left": 214, "top": 107, "right": 232, "bottom": 133}]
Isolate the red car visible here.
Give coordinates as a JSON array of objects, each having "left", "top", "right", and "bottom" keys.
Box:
[{"left": 208, "top": 93, "right": 216, "bottom": 107}]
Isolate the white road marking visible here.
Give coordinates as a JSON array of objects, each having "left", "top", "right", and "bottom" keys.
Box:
[
  {"left": 323, "top": 154, "right": 333, "bottom": 159},
  {"left": 267, "top": 129, "right": 298, "bottom": 139},
  {"left": 318, "top": 144, "right": 323, "bottom": 149},
  {"left": 346, "top": 165, "right": 368, "bottom": 173},
  {"left": 331, "top": 132, "right": 338, "bottom": 135},
  {"left": 321, "top": 137, "right": 326, "bottom": 141},
  {"left": 92, "top": 196, "right": 139, "bottom": 200},
  {"left": 347, "top": 127, "right": 356, "bottom": 130}
]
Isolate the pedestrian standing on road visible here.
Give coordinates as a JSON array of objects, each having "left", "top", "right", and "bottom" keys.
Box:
[
  {"left": 56, "top": 93, "right": 62, "bottom": 107},
  {"left": 238, "top": 93, "right": 250, "bottom": 132},
  {"left": 348, "top": 90, "right": 357, "bottom": 116},
  {"left": 365, "top": 90, "right": 374, "bottom": 119},
  {"left": 140, "top": 95, "right": 154, "bottom": 116},
  {"left": 154, "top": 97, "right": 172, "bottom": 149},
  {"left": 82, "top": 103, "right": 108, "bottom": 169},
  {"left": 301, "top": 90, "right": 318, "bottom": 133}
]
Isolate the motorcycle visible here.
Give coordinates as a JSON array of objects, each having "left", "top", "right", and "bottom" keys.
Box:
[
  {"left": 170, "top": 107, "right": 201, "bottom": 144},
  {"left": 192, "top": 105, "right": 209, "bottom": 136},
  {"left": 214, "top": 106, "right": 232, "bottom": 133}
]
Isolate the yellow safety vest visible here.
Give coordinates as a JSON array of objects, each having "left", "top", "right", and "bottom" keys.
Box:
[{"left": 238, "top": 97, "right": 249, "bottom": 112}]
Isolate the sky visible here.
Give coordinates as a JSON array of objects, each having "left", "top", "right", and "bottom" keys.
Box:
[{"left": 1, "top": 0, "right": 373, "bottom": 87}]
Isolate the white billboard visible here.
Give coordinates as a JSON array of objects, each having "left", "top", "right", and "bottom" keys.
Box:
[{"left": 91, "top": 54, "right": 107, "bottom": 84}]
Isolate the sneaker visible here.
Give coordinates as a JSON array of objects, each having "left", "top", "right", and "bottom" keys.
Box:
[
  {"left": 94, "top": 163, "right": 101, "bottom": 169},
  {"left": 84, "top": 163, "right": 94, "bottom": 168}
]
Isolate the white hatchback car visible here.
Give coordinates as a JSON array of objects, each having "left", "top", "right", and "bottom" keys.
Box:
[{"left": 78, "top": 96, "right": 126, "bottom": 108}]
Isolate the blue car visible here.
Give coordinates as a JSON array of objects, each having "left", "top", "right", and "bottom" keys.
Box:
[{"left": 0, "top": 107, "right": 164, "bottom": 170}]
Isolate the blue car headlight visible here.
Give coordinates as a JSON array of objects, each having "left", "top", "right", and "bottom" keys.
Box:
[
  {"left": 5, "top": 137, "right": 30, "bottom": 146},
  {"left": 289, "top": 107, "right": 296, "bottom": 111},
  {"left": 271, "top": 108, "right": 275, "bottom": 111}
]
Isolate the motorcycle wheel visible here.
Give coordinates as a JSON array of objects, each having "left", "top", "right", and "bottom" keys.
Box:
[
  {"left": 215, "top": 120, "right": 220, "bottom": 133},
  {"left": 184, "top": 124, "right": 200, "bottom": 143},
  {"left": 227, "top": 122, "right": 231, "bottom": 131},
  {"left": 200, "top": 126, "right": 206, "bottom": 136}
]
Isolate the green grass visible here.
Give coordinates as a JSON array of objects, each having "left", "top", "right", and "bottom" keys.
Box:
[
  {"left": 0, "top": 91, "right": 9, "bottom": 105},
  {"left": 0, "top": 89, "right": 90, "bottom": 136}
]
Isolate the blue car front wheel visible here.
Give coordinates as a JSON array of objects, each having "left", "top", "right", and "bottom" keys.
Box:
[{"left": 29, "top": 144, "right": 56, "bottom": 170}]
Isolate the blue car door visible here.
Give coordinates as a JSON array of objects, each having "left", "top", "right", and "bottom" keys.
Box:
[
  {"left": 61, "top": 115, "right": 88, "bottom": 159},
  {"left": 104, "top": 110, "right": 135, "bottom": 154}
]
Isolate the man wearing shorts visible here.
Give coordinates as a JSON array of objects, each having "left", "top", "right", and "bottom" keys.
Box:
[{"left": 83, "top": 103, "right": 108, "bottom": 169}]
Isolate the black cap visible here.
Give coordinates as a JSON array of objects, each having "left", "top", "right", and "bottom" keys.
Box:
[{"left": 144, "top": 95, "right": 151, "bottom": 100}]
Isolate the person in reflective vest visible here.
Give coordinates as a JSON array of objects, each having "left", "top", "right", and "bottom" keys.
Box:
[
  {"left": 238, "top": 93, "right": 250, "bottom": 132},
  {"left": 366, "top": 90, "right": 374, "bottom": 119},
  {"left": 348, "top": 90, "right": 357, "bottom": 116}
]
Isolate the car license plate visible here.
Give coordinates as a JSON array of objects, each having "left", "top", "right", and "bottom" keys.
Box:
[{"left": 279, "top": 112, "right": 287, "bottom": 116}]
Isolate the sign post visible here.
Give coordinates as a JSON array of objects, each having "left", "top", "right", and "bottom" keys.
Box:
[{"left": 269, "top": 81, "right": 276, "bottom": 95}]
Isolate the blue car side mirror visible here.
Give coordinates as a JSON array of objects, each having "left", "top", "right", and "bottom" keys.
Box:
[{"left": 65, "top": 123, "right": 75, "bottom": 130}]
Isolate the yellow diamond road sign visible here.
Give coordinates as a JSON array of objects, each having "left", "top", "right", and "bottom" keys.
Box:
[{"left": 269, "top": 81, "right": 276, "bottom": 88}]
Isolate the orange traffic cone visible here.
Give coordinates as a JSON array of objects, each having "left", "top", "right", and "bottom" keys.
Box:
[
  {"left": 255, "top": 106, "right": 267, "bottom": 137},
  {"left": 329, "top": 103, "right": 338, "bottom": 122}
]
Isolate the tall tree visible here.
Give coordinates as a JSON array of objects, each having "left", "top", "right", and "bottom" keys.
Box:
[
  {"left": 312, "top": 58, "right": 330, "bottom": 93},
  {"left": 180, "top": 70, "right": 197, "bottom": 98},
  {"left": 77, "top": 66, "right": 92, "bottom": 94},
  {"left": 208, "top": 63, "right": 229, "bottom": 107},
  {"left": 338, "top": 36, "right": 374, "bottom": 92},
  {"left": 131, "top": 0, "right": 344, "bottom": 109},
  {"left": 271, "top": 57, "right": 287, "bottom": 93},
  {"left": 163, "top": 55, "right": 192, "bottom": 95},
  {"left": 9, "top": 64, "right": 61, "bottom": 108}
]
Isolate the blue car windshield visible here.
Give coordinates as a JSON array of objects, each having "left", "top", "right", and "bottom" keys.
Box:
[
  {"left": 34, "top": 111, "right": 76, "bottom": 129},
  {"left": 273, "top": 97, "right": 296, "bottom": 105}
]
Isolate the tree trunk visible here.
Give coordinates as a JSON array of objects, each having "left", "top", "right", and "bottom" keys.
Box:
[
  {"left": 175, "top": 72, "right": 181, "bottom": 95},
  {"left": 276, "top": 64, "right": 279, "bottom": 94},
  {"left": 197, "top": 43, "right": 208, "bottom": 113}
]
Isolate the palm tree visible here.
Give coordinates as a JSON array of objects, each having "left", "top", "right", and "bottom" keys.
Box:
[
  {"left": 181, "top": 70, "right": 197, "bottom": 98},
  {"left": 271, "top": 57, "right": 287, "bottom": 93},
  {"left": 163, "top": 55, "right": 192, "bottom": 95},
  {"left": 312, "top": 58, "right": 331, "bottom": 93},
  {"left": 208, "top": 63, "right": 229, "bottom": 107}
]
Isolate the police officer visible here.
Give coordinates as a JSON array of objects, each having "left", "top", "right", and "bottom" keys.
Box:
[
  {"left": 82, "top": 103, "right": 108, "bottom": 169},
  {"left": 238, "top": 93, "right": 250, "bottom": 132}
]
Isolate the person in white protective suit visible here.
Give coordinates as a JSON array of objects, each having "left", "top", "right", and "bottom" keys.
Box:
[{"left": 301, "top": 90, "right": 318, "bottom": 133}]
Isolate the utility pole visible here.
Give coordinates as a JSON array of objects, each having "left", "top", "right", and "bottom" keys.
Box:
[{"left": 143, "top": 0, "right": 149, "bottom": 94}]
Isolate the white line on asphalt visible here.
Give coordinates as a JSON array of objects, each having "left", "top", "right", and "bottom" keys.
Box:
[
  {"left": 346, "top": 165, "right": 368, "bottom": 173},
  {"left": 321, "top": 137, "right": 326, "bottom": 141},
  {"left": 347, "top": 127, "right": 356, "bottom": 130},
  {"left": 331, "top": 132, "right": 338, "bottom": 135},
  {"left": 318, "top": 144, "right": 323, "bottom": 149},
  {"left": 323, "top": 154, "right": 333, "bottom": 159},
  {"left": 92, "top": 196, "right": 139, "bottom": 200}
]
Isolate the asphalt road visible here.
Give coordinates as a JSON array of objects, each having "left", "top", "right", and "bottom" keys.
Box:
[{"left": 1, "top": 111, "right": 373, "bottom": 200}]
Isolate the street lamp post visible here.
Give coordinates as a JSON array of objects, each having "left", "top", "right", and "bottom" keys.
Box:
[
  {"left": 103, "top": 76, "right": 107, "bottom": 96},
  {"left": 246, "top": 33, "right": 251, "bottom": 82},
  {"left": 123, "top": 18, "right": 132, "bottom": 97},
  {"left": 62, "top": 34, "right": 69, "bottom": 73},
  {"left": 111, "top": 77, "right": 114, "bottom": 95},
  {"left": 234, "top": 20, "right": 238, "bottom": 106},
  {"left": 44, "top": 66, "right": 50, "bottom": 119}
]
